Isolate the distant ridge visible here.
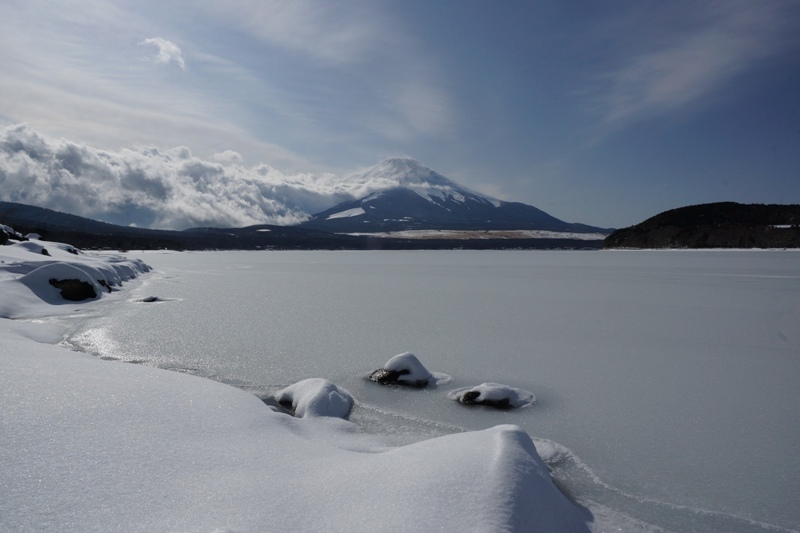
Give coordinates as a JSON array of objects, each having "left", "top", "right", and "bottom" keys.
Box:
[
  {"left": 0, "top": 201, "right": 366, "bottom": 250},
  {"left": 604, "top": 202, "right": 800, "bottom": 249},
  {"left": 0, "top": 201, "right": 604, "bottom": 251},
  {"left": 301, "top": 158, "right": 610, "bottom": 234}
]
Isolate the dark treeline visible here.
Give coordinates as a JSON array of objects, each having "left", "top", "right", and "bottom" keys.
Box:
[{"left": 605, "top": 202, "right": 800, "bottom": 249}]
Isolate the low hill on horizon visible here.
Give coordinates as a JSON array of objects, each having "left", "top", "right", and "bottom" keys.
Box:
[
  {"left": 0, "top": 201, "right": 367, "bottom": 251},
  {"left": 604, "top": 202, "right": 800, "bottom": 249}
]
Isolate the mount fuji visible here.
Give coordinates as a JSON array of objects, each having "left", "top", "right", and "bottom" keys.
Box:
[{"left": 301, "top": 159, "right": 609, "bottom": 234}]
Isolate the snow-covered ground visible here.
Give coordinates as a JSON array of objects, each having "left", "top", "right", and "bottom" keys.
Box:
[
  {"left": 0, "top": 236, "right": 592, "bottom": 531},
  {"left": 346, "top": 229, "right": 608, "bottom": 240}
]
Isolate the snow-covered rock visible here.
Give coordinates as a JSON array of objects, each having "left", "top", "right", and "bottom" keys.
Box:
[
  {"left": 0, "top": 232, "right": 150, "bottom": 318},
  {"left": 368, "top": 351, "right": 452, "bottom": 387},
  {"left": 449, "top": 383, "right": 536, "bottom": 409},
  {"left": 274, "top": 378, "right": 354, "bottom": 418}
]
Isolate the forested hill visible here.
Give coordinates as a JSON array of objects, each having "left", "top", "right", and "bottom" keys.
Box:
[{"left": 604, "top": 202, "right": 800, "bottom": 249}]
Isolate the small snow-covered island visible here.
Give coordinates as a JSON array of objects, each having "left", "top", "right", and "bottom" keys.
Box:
[
  {"left": 0, "top": 228, "right": 592, "bottom": 531},
  {"left": 368, "top": 351, "right": 451, "bottom": 387},
  {"left": 449, "top": 383, "right": 537, "bottom": 409}
]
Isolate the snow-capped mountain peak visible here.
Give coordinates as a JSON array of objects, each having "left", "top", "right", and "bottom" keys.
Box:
[
  {"left": 302, "top": 158, "right": 609, "bottom": 234},
  {"left": 360, "top": 158, "right": 500, "bottom": 207}
]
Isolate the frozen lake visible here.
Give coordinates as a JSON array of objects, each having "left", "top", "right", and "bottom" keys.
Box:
[{"left": 65, "top": 249, "right": 800, "bottom": 532}]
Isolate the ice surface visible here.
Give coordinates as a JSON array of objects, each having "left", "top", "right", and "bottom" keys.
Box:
[
  {"left": 274, "top": 378, "right": 354, "bottom": 418},
  {"left": 0, "top": 235, "right": 590, "bottom": 532},
  {"left": 77, "top": 249, "right": 800, "bottom": 532}
]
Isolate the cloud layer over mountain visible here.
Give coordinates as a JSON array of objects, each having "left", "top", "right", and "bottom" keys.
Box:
[{"left": 0, "top": 124, "right": 397, "bottom": 230}]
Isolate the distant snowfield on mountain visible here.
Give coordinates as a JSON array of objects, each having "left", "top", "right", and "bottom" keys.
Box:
[
  {"left": 346, "top": 229, "right": 610, "bottom": 241},
  {"left": 303, "top": 158, "right": 610, "bottom": 235},
  {"left": 351, "top": 158, "right": 504, "bottom": 208},
  {"left": 326, "top": 207, "right": 367, "bottom": 220}
]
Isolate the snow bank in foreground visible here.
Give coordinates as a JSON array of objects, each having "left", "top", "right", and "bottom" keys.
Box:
[
  {"left": 274, "top": 378, "right": 354, "bottom": 418},
  {"left": 0, "top": 237, "right": 150, "bottom": 318},
  {"left": 0, "top": 238, "right": 590, "bottom": 531},
  {"left": 449, "top": 383, "right": 537, "bottom": 409},
  {"left": 0, "top": 320, "right": 590, "bottom": 532}
]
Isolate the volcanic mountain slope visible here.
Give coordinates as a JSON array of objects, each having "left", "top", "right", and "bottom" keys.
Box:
[{"left": 300, "top": 159, "right": 609, "bottom": 234}]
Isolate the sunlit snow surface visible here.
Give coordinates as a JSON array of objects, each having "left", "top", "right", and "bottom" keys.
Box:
[
  {"left": 3, "top": 245, "right": 800, "bottom": 532},
  {"left": 0, "top": 240, "right": 590, "bottom": 532}
]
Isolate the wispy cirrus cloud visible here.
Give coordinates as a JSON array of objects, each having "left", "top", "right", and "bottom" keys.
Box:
[
  {"left": 139, "top": 37, "right": 186, "bottom": 70},
  {"left": 191, "top": 0, "right": 390, "bottom": 66},
  {"left": 590, "top": 1, "right": 800, "bottom": 129},
  {"left": 189, "top": 0, "right": 455, "bottom": 139}
]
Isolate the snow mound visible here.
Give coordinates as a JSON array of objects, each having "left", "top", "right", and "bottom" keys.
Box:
[
  {"left": 449, "top": 382, "right": 536, "bottom": 409},
  {"left": 384, "top": 351, "right": 431, "bottom": 379},
  {"left": 21, "top": 262, "right": 105, "bottom": 303},
  {"left": 368, "top": 352, "right": 450, "bottom": 387},
  {"left": 0, "top": 234, "right": 150, "bottom": 318},
  {"left": 274, "top": 378, "right": 354, "bottom": 418}
]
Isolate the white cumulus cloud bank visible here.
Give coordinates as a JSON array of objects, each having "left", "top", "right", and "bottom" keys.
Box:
[
  {"left": 139, "top": 37, "right": 186, "bottom": 70},
  {"left": 0, "top": 124, "right": 384, "bottom": 230}
]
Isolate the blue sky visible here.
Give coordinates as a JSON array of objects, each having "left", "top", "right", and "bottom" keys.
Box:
[{"left": 1, "top": 0, "right": 799, "bottom": 228}]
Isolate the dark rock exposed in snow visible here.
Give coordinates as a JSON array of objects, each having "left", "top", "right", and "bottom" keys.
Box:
[
  {"left": 48, "top": 278, "right": 98, "bottom": 301},
  {"left": 457, "top": 390, "right": 512, "bottom": 409},
  {"left": 368, "top": 367, "right": 428, "bottom": 388}
]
